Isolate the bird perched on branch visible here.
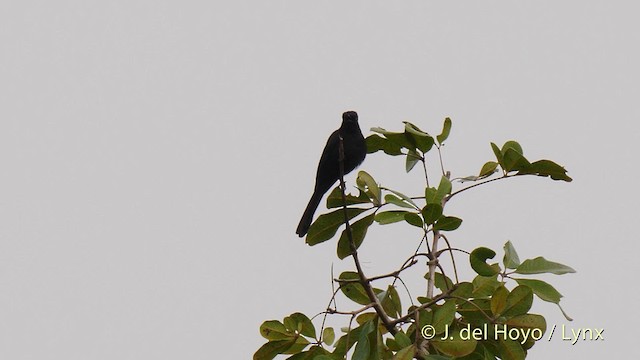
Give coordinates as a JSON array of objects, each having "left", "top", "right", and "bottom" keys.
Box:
[{"left": 296, "top": 111, "right": 367, "bottom": 237}]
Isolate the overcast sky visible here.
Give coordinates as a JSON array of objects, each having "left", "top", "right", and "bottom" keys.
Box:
[{"left": 1, "top": 1, "right": 638, "bottom": 359}]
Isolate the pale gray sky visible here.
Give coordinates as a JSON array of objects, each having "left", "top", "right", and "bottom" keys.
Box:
[{"left": 1, "top": 1, "right": 637, "bottom": 359}]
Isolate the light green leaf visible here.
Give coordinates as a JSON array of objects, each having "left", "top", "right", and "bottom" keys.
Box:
[
  {"left": 436, "top": 117, "right": 452, "bottom": 145},
  {"left": 322, "top": 327, "right": 335, "bottom": 346},
  {"left": 384, "top": 194, "right": 415, "bottom": 209},
  {"left": 503, "top": 241, "right": 521, "bottom": 269},
  {"left": 405, "top": 149, "right": 421, "bottom": 173},
  {"left": 375, "top": 210, "right": 410, "bottom": 225},
  {"left": 365, "top": 134, "right": 403, "bottom": 156},
  {"left": 514, "top": 278, "right": 563, "bottom": 304},
  {"left": 326, "top": 186, "right": 371, "bottom": 208},
  {"left": 479, "top": 161, "right": 499, "bottom": 178},
  {"left": 515, "top": 257, "right": 576, "bottom": 275},
  {"left": 356, "top": 171, "right": 381, "bottom": 206}
]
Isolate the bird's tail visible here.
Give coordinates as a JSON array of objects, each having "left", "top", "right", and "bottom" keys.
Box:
[{"left": 296, "top": 190, "right": 323, "bottom": 237}]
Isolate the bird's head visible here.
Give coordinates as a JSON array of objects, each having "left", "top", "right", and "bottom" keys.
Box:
[{"left": 342, "top": 111, "right": 358, "bottom": 124}]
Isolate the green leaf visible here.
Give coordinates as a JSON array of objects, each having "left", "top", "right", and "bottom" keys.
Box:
[
  {"left": 286, "top": 313, "right": 316, "bottom": 338},
  {"left": 365, "top": 134, "right": 403, "bottom": 156},
  {"left": 501, "top": 140, "right": 523, "bottom": 156},
  {"left": 479, "top": 161, "right": 498, "bottom": 178},
  {"left": 513, "top": 278, "right": 563, "bottom": 304},
  {"left": 425, "top": 187, "right": 438, "bottom": 204},
  {"left": 383, "top": 188, "right": 419, "bottom": 209},
  {"left": 337, "top": 272, "right": 370, "bottom": 305},
  {"left": 502, "top": 285, "right": 533, "bottom": 317},
  {"left": 404, "top": 121, "right": 435, "bottom": 153},
  {"left": 384, "top": 194, "right": 415, "bottom": 209},
  {"left": 470, "top": 247, "right": 499, "bottom": 277},
  {"left": 375, "top": 210, "right": 410, "bottom": 225},
  {"left": 436, "top": 117, "right": 452, "bottom": 144},
  {"left": 260, "top": 320, "right": 291, "bottom": 340},
  {"left": 432, "top": 300, "right": 456, "bottom": 334},
  {"left": 434, "top": 216, "right": 462, "bottom": 231},
  {"left": 421, "top": 203, "right": 443, "bottom": 225},
  {"left": 352, "top": 321, "right": 375, "bottom": 360},
  {"left": 515, "top": 256, "right": 576, "bottom": 275},
  {"left": 436, "top": 176, "right": 452, "bottom": 200},
  {"left": 337, "top": 213, "right": 375, "bottom": 259},
  {"left": 380, "top": 285, "right": 402, "bottom": 318},
  {"left": 523, "top": 159, "right": 572, "bottom": 182},
  {"left": 497, "top": 338, "right": 525, "bottom": 360},
  {"left": 356, "top": 171, "right": 381, "bottom": 205},
  {"left": 505, "top": 314, "right": 547, "bottom": 334},
  {"left": 491, "top": 143, "right": 504, "bottom": 169},
  {"left": 393, "top": 331, "right": 412, "bottom": 349},
  {"left": 253, "top": 338, "right": 297, "bottom": 360},
  {"left": 326, "top": 186, "right": 372, "bottom": 208},
  {"left": 392, "top": 345, "right": 415, "bottom": 360},
  {"left": 370, "top": 127, "right": 416, "bottom": 152},
  {"left": 471, "top": 275, "right": 500, "bottom": 298},
  {"left": 502, "top": 148, "right": 531, "bottom": 172},
  {"left": 322, "top": 327, "right": 335, "bottom": 346},
  {"left": 431, "top": 325, "right": 478, "bottom": 357},
  {"left": 306, "top": 208, "right": 367, "bottom": 246},
  {"left": 503, "top": 241, "right": 521, "bottom": 269},
  {"left": 490, "top": 285, "right": 509, "bottom": 317},
  {"left": 405, "top": 149, "right": 421, "bottom": 173},
  {"left": 432, "top": 271, "right": 454, "bottom": 292},
  {"left": 404, "top": 212, "right": 423, "bottom": 228}
]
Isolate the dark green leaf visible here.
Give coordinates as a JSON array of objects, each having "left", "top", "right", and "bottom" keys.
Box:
[
  {"left": 253, "top": 338, "right": 296, "bottom": 360},
  {"left": 421, "top": 203, "right": 443, "bottom": 225},
  {"left": 491, "top": 142, "right": 504, "bottom": 169},
  {"left": 436, "top": 117, "right": 452, "bottom": 144},
  {"left": 380, "top": 285, "right": 402, "bottom": 318},
  {"left": 365, "top": 134, "right": 403, "bottom": 156},
  {"left": 338, "top": 272, "right": 370, "bottom": 305},
  {"left": 404, "top": 121, "right": 435, "bottom": 153},
  {"left": 434, "top": 216, "right": 462, "bottom": 231},
  {"left": 500, "top": 140, "right": 523, "bottom": 156},
  {"left": 515, "top": 256, "right": 576, "bottom": 275},
  {"left": 393, "top": 331, "right": 412, "bottom": 349},
  {"left": 502, "top": 148, "right": 531, "bottom": 173},
  {"left": 522, "top": 159, "right": 572, "bottom": 182},
  {"left": 514, "top": 278, "right": 563, "bottom": 304},
  {"left": 326, "top": 186, "right": 372, "bottom": 208},
  {"left": 425, "top": 187, "right": 438, "bottom": 204},
  {"left": 352, "top": 321, "right": 375, "bottom": 360},
  {"left": 337, "top": 214, "right": 375, "bottom": 259},
  {"left": 470, "top": 247, "right": 499, "bottom": 277},
  {"left": 404, "top": 212, "right": 423, "bottom": 227},
  {"left": 503, "top": 241, "right": 521, "bottom": 269},
  {"left": 375, "top": 210, "right": 410, "bottom": 225},
  {"left": 502, "top": 285, "right": 533, "bottom": 317},
  {"left": 306, "top": 208, "right": 367, "bottom": 246}
]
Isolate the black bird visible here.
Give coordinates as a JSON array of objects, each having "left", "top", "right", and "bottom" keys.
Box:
[{"left": 296, "top": 111, "right": 367, "bottom": 237}]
